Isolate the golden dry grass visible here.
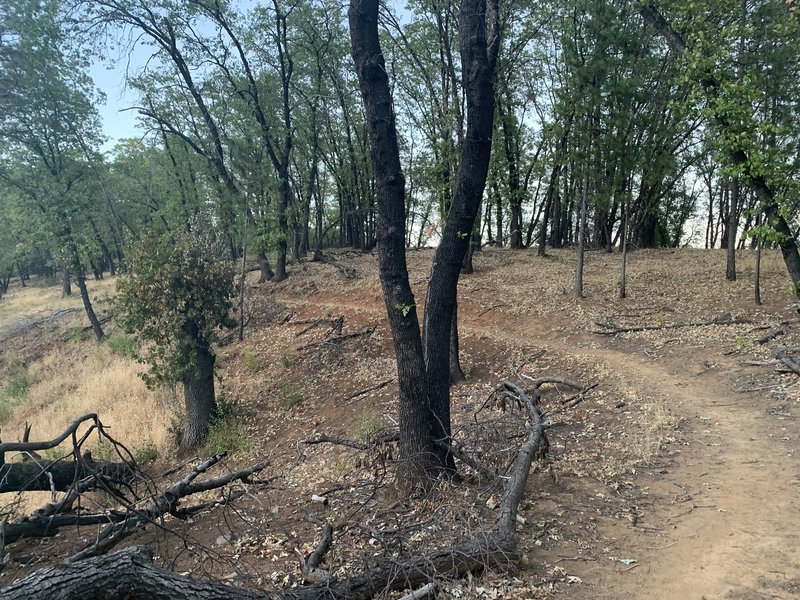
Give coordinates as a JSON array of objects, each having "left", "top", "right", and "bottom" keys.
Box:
[
  {"left": 3, "top": 341, "right": 173, "bottom": 460},
  {"left": 0, "top": 277, "right": 116, "bottom": 319}
]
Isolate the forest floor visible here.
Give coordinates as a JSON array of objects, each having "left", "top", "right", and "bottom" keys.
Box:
[{"left": 0, "top": 247, "right": 799, "bottom": 599}]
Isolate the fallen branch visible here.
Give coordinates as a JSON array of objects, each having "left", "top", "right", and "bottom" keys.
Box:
[
  {"left": 593, "top": 316, "right": 754, "bottom": 335},
  {"left": 301, "top": 523, "right": 333, "bottom": 582},
  {"left": 0, "top": 457, "right": 130, "bottom": 494},
  {"left": 776, "top": 349, "right": 800, "bottom": 377},
  {"left": 65, "top": 455, "right": 267, "bottom": 563},
  {"left": 434, "top": 439, "right": 499, "bottom": 482},
  {"left": 303, "top": 433, "right": 369, "bottom": 450},
  {"left": 757, "top": 328, "right": 786, "bottom": 345},
  {"left": 340, "top": 378, "right": 394, "bottom": 404},
  {"left": 295, "top": 327, "right": 376, "bottom": 351}
]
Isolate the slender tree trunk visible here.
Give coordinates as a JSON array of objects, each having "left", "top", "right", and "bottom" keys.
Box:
[
  {"left": 350, "top": 0, "right": 437, "bottom": 485},
  {"left": 620, "top": 203, "right": 628, "bottom": 299},
  {"left": 72, "top": 259, "right": 104, "bottom": 342},
  {"left": 62, "top": 268, "right": 71, "bottom": 297},
  {"left": 575, "top": 158, "right": 588, "bottom": 298},
  {"left": 754, "top": 214, "right": 762, "bottom": 306},
  {"left": 726, "top": 177, "right": 739, "bottom": 280},
  {"left": 449, "top": 303, "right": 465, "bottom": 384}
]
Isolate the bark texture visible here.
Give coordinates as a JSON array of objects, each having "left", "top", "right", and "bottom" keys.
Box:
[
  {"left": 180, "top": 341, "right": 217, "bottom": 451},
  {"left": 349, "top": 0, "right": 436, "bottom": 482}
]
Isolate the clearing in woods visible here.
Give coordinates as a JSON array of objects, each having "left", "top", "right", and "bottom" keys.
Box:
[{"left": 0, "top": 247, "right": 798, "bottom": 599}]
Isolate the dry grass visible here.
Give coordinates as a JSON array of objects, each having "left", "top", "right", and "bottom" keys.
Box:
[
  {"left": 0, "top": 277, "right": 116, "bottom": 319},
  {"left": 3, "top": 341, "right": 173, "bottom": 460}
]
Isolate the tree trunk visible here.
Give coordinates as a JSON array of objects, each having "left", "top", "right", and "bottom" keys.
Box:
[
  {"left": 349, "top": 0, "right": 437, "bottom": 485},
  {"left": 575, "top": 163, "right": 588, "bottom": 298},
  {"left": 754, "top": 214, "right": 762, "bottom": 306},
  {"left": 351, "top": 0, "right": 498, "bottom": 484},
  {"left": 726, "top": 177, "right": 739, "bottom": 280},
  {"left": 62, "top": 268, "right": 71, "bottom": 296},
  {"left": 180, "top": 343, "right": 217, "bottom": 451},
  {"left": 620, "top": 203, "right": 628, "bottom": 299},
  {"left": 449, "top": 303, "right": 465, "bottom": 384},
  {"left": 71, "top": 249, "right": 104, "bottom": 342},
  {"left": 422, "top": 0, "right": 498, "bottom": 473}
]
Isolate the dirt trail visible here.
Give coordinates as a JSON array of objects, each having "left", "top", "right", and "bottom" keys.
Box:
[
  {"left": 505, "top": 320, "right": 800, "bottom": 599},
  {"left": 556, "top": 343, "right": 800, "bottom": 599}
]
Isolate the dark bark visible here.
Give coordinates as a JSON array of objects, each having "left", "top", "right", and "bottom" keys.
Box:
[
  {"left": 449, "top": 303, "right": 465, "bottom": 384},
  {"left": 179, "top": 342, "right": 217, "bottom": 451},
  {"left": 422, "top": 0, "right": 499, "bottom": 472},
  {"left": 0, "top": 459, "right": 128, "bottom": 494},
  {"left": 61, "top": 268, "right": 71, "bottom": 296},
  {"left": 755, "top": 213, "right": 762, "bottom": 305},
  {"left": 726, "top": 177, "right": 739, "bottom": 280},
  {"left": 620, "top": 203, "right": 629, "bottom": 299},
  {"left": 349, "top": 0, "right": 436, "bottom": 483}
]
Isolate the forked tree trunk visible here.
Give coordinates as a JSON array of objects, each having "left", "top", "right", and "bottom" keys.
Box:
[
  {"left": 351, "top": 0, "right": 498, "bottom": 483},
  {"left": 180, "top": 343, "right": 217, "bottom": 451}
]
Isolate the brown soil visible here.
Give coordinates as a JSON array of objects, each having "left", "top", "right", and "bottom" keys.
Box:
[{"left": 1, "top": 247, "right": 798, "bottom": 599}]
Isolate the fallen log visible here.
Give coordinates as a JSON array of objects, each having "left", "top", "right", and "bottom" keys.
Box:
[{"left": 0, "top": 458, "right": 130, "bottom": 494}]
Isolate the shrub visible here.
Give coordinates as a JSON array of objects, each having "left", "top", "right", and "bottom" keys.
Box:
[
  {"left": 106, "top": 331, "right": 137, "bottom": 358},
  {"left": 201, "top": 416, "right": 249, "bottom": 457},
  {"left": 354, "top": 409, "right": 384, "bottom": 442},
  {"left": 281, "top": 383, "right": 305, "bottom": 410},
  {"left": 241, "top": 347, "right": 263, "bottom": 372}
]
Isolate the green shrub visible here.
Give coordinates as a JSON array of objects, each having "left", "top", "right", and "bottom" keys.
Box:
[
  {"left": 202, "top": 416, "right": 249, "bottom": 457},
  {"left": 133, "top": 441, "right": 158, "bottom": 463},
  {"left": 106, "top": 332, "right": 137, "bottom": 358},
  {"left": 67, "top": 327, "right": 88, "bottom": 342},
  {"left": 0, "top": 359, "right": 29, "bottom": 424},
  {"left": 281, "top": 383, "right": 305, "bottom": 410},
  {"left": 353, "top": 409, "right": 383, "bottom": 442},
  {"left": 241, "top": 347, "right": 264, "bottom": 372},
  {"left": 278, "top": 352, "right": 293, "bottom": 369}
]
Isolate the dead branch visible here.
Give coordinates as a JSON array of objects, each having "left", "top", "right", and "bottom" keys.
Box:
[
  {"left": 434, "top": 439, "right": 499, "bottom": 482},
  {"left": 3, "top": 512, "right": 128, "bottom": 545},
  {"left": 302, "top": 523, "right": 333, "bottom": 582},
  {"left": 65, "top": 455, "right": 267, "bottom": 563},
  {"left": 775, "top": 349, "right": 800, "bottom": 377},
  {"left": 0, "top": 414, "right": 102, "bottom": 463},
  {"left": 0, "top": 545, "right": 276, "bottom": 600},
  {"left": 295, "top": 327, "right": 376, "bottom": 351},
  {"left": 340, "top": 378, "right": 394, "bottom": 404},
  {"left": 303, "top": 433, "right": 369, "bottom": 450},
  {"left": 397, "top": 583, "right": 437, "bottom": 600},
  {"left": 757, "top": 328, "right": 786, "bottom": 345},
  {"left": 593, "top": 316, "right": 754, "bottom": 335},
  {"left": 0, "top": 456, "right": 130, "bottom": 494},
  {"left": 560, "top": 382, "right": 599, "bottom": 407},
  {"left": 291, "top": 316, "right": 345, "bottom": 337}
]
